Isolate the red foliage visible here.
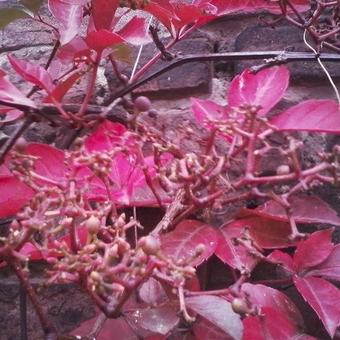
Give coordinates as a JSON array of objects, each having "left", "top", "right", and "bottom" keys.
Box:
[{"left": 0, "top": 1, "right": 340, "bottom": 339}]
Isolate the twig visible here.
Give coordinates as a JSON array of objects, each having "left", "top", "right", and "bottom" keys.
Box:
[{"left": 0, "top": 116, "right": 34, "bottom": 165}]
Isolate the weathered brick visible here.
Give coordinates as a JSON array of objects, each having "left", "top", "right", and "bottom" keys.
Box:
[
  {"left": 233, "top": 24, "right": 340, "bottom": 81},
  {"left": 105, "top": 36, "right": 214, "bottom": 99}
]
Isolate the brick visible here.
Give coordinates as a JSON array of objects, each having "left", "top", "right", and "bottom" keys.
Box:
[
  {"left": 233, "top": 24, "right": 340, "bottom": 81},
  {"left": 105, "top": 36, "right": 214, "bottom": 99},
  {"left": 0, "top": 266, "right": 95, "bottom": 340}
]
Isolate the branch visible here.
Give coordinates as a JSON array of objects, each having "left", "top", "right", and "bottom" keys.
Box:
[{"left": 110, "top": 51, "right": 340, "bottom": 100}]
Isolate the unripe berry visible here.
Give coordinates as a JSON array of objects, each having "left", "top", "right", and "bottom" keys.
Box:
[
  {"left": 231, "top": 298, "right": 249, "bottom": 314},
  {"left": 134, "top": 96, "right": 151, "bottom": 112},
  {"left": 276, "top": 164, "right": 290, "bottom": 176},
  {"left": 85, "top": 215, "right": 101, "bottom": 234},
  {"left": 139, "top": 235, "right": 160, "bottom": 255},
  {"left": 14, "top": 137, "right": 27, "bottom": 152}
]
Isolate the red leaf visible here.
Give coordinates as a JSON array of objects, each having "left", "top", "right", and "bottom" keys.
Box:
[
  {"left": 241, "top": 283, "right": 304, "bottom": 328},
  {"left": 242, "top": 307, "right": 308, "bottom": 340},
  {"left": 48, "top": 0, "right": 84, "bottom": 44},
  {"left": 117, "top": 17, "right": 151, "bottom": 45},
  {"left": 186, "top": 295, "right": 243, "bottom": 339},
  {"left": 139, "top": 277, "right": 168, "bottom": 305},
  {"left": 242, "top": 195, "right": 340, "bottom": 226},
  {"left": 271, "top": 99, "right": 340, "bottom": 133},
  {"left": 85, "top": 29, "right": 124, "bottom": 51},
  {"left": 267, "top": 250, "right": 296, "bottom": 273},
  {"left": 71, "top": 314, "right": 137, "bottom": 340},
  {"left": 92, "top": 0, "right": 118, "bottom": 30},
  {"left": 215, "top": 219, "right": 258, "bottom": 272},
  {"left": 128, "top": 304, "right": 179, "bottom": 335},
  {"left": 8, "top": 55, "right": 54, "bottom": 92},
  {"left": 160, "top": 220, "right": 218, "bottom": 266},
  {"left": 228, "top": 66, "right": 289, "bottom": 116},
  {"left": 0, "top": 166, "right": 34, "bottom": 218},
  {"left": 293, "top": 275, "right": 340, "bottom": 338},
  {"left": 44, "top": 71, "right": 83, "bottom": 103},
  {"left": 0, "top": 72, "right": 37, "bottom": 108},
  {"left": 293, "top": 229, "right": 334, "bottom": 272},
  {"left": 191, "top": 97, "right": 228, "bottom": 130},
  {"left": 307, "top": 244, "right": 340, "bottom": 282},
  {"left": 193, "top": 317, "right": 233, "bottom": 340},
  {"left": 57, "top": 36, "right": 90, "bottom": 63},
  {"left": 246, "top": 217, "right": 295, "bottom": 249}
]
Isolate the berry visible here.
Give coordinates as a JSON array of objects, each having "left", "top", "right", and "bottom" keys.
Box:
[
  {"left": 14, "top": 137, "right": 27, "bottom": 152},
  {"left": 134, "top": 96, "right": 151, "bottom": 112},
  {"left": 231, "top": 298, "right": 249, "bottom": 314},
  {"left": 139, "top": 235, "right": 160, "bottom": 255},
  {"left": 85, "top": 215, "right": 101, "bottom": 234},
  {"left": 276, "top": 164, "right": 290, "bottom": 176}
]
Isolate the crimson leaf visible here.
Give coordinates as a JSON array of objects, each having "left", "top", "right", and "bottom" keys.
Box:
[
  {"left": 293, "top": 275, "right": 340, "bottom": 338},
  {"left": 241, "top": 195, "right": 340, "bottom": 226},
  {"left": 92, "top": 0, "right": 118, "bottom": 30},
  {"left": 307, "top": 244, "right": 340, "bottom": 282},
  {"left": 293, "top": 229, "right": 334, "bottom": 272},
  {"left": 186, "top": 295, "right": 243, "bottom": 339},
  {"left": 160, "top": 220, "right": 218, "bottom": 266}
]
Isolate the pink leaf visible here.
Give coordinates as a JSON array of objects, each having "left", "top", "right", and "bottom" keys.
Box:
[
  {"left": 0, "top": 72, "right": 37, "bottom": 108},
  {"left": 117, "top": 17, "right": 152, "bottom": 45},
  {"left": 48, "top": 0, "right": 84, "bottom": 44},
  {"left": 160, "top": 220, "right": 218, "bottom": 266},
  {"left": 271, "top": 99, "right": 340, "bottom": 133},
  {"left": 191, "top": 97, "right": 228, "bottom": 130},
  {"left": 25, "top": 143, "right": 66, "bottom": 183},
  {"left": 241, "top": 283, "right": 304, "bottom": 329},
  {"left": 0, "top": 167, "right": 34, "bottom": 218},
  {"left": 228, "top": 66, "right": 289, "bottom": 116},
  {"left": 0, "top": 109, "right": 24, "bottom": 123},
  {"left": 8, "top": 55, "right": 54, "bottom": 92},
  {"left": 85, "top": 29, "right": 124, "bottom": 51},
  {"left": 293, "top": 229, "right": 334, "bottom": 272},
  {"left": 215, "top": 219, "right": 258, "bottom": 272},
  {"left": 294, "top": 275, "right": 340, "bottom": 338},
  {"left": 307, "top": 244, "right": 340, "bottom": 282},
  {"left": 242, "top": 195, "right": 340, "bottom": 226},
  {"left": 92, "top": 0, "right": 118, "bottom": 30},
  {"left": 84, "top": 120, "right": 127, "bottom": 153},
  {"left": 186, "top": 295, "right": 243, "bottom": 339}
]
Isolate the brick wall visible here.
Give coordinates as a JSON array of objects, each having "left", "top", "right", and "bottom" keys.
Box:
[{"left": 0, "top": 3, "right": 340, "bottom": 338}]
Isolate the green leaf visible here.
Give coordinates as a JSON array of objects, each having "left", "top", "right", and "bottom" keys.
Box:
[
  {"left": 110, "top": 44, "right": 133, "bottom": 65},
  {"left": 20, "top": 0, "right": 44, "bottom": 14},
  {"left": 0, "top": 8, "right": 29, "bottom": 29}
]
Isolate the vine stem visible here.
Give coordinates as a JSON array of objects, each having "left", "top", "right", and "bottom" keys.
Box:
[{"left": 10, "top": 260, "right": 56, "bottom": 336}]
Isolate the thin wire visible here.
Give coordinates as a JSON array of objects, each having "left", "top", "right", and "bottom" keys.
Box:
[
  {"left": 130, "top": 16, "right": 153, "bottom": 81},
  {"left": 303, "top": 30, "right": 340, "bottom": 108}
]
